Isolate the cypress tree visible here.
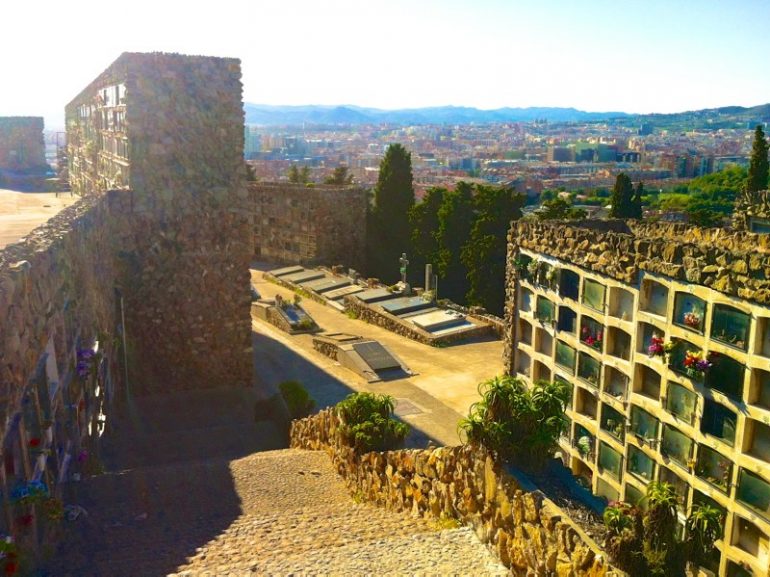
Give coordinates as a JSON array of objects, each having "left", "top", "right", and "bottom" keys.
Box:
[
  {"left": 746, "top": 125, "right": 769, "bottom": 194},
  {"left": 609, "top": 173, "right": 636, "bottom": 218},
  {"left": 367, "top": 144, "right": 415, "bottom": 280}
]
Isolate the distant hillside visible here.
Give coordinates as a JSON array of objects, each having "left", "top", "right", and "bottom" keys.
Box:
[
  {"left": 614, "top": 103, "right": 770, "bottom": 131},
  {"left": 244, "top": 104, "right": 629, "bottom": 126},
  {"left": 244, "top": 102, "right": 770, "bottom": 129}
]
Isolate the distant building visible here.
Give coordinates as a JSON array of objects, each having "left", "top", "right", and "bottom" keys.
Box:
[
  {"left": 638, "top": 123, "right": 654, "bottom": 136},
  {"left": 547, "top": 146, "right": 574, "bottom": 163},
  {"left": 0, "top": 117, "right": 46, "bottom": 173}
]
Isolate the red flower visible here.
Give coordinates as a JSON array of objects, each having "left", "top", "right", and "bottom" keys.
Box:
[
  {"left": 28, "top": 438, "right": 41, "bottom": 448},
  {"left": 4, "top": 561, "right": 17, "bottom": 575}
]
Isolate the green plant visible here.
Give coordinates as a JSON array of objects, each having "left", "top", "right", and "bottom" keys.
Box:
[
  {"left": 336, "top": 393, "right": 409, "bottom": 453},
  {"left": 642, "top": 482, "right": 684, "bottom": 577},
  {"left": 604, "top": 505, "right": 633, "bottom": 535},
  {"left": 576, "top": 435, "right": 592, "bottom": 457},
  {"left": 279, "top": 380, "right": 315, "bottom": 419},
  {"left": 458, "top": 376, "right": 569, "bottom": 469},
  {"left": 685, "top": 503, "right": 723, "bottom": 570},
  {"left": 296, "top": 318, "right": 315, "bottom": 331}
]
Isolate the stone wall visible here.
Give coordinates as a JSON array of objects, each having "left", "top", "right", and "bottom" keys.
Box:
[
  {"left": 290, "top": 409, "right": 618, "bottom": 577},
  {"left": 0, "top": 194, "right": 123, "bottom": 551},
  {"left": 733, "top": 188, "right": 770, "bottom": 231},
  {"left": 251, "top": 182, "right": 367, "bottom": 271},
  {"left": 0, "top": 117, "right": 46, "bottom": 173},
  {"left": 510, "top": 219, "right": 770, "bottom": 304},
  {"left": 65, "top": 52, "right": 252, "bottom": 393},
  {"left": 344, "top": 295, "right": 495, "bottom": 346}
]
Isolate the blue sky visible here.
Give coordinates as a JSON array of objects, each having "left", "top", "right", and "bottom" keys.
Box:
[{"left": 2, "top": 0, "right": 769, "bottom": 128}]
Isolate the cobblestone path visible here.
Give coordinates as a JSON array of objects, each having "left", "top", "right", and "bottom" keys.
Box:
[{"left": 42, "top": 389, "right": 507, "bottom": 576}]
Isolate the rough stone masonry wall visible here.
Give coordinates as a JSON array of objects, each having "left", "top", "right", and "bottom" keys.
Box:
[
  {"left": 65, "top": 53, "right": 252, "bottom": 392},
  {"left": 250, "top": 182, "right": 367, "bottom": 271},
  {"left": 511, "top": 218, "right": 770, "bottom": 303},
  {"left": 0, "top": 117, "right": 46, "bottom": 172},
  {"left": 0, "top": 196, "right": 120, "bottom": 430},
  {"left": 290, "top": 409, "right": 619, "bottom": 577},
  {"left": 343, "top": 295, "right": 495, "bottom": 346}
]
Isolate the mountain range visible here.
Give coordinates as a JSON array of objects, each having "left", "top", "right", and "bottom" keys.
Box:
[{"left": 244, "top": 103, "right": 770, "bottom": 129}]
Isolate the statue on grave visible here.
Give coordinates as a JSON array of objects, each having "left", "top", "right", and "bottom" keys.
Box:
[{"left": 399, "top": 253, "right": 409, "bottom": 285}]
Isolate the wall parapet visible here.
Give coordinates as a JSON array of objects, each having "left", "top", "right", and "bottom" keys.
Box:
[
  {"left": 511, "top": 218, "right": 770, "bottom": 305},
  {"left": 290, "top": 409, "right": 619, "bottom": 577}
]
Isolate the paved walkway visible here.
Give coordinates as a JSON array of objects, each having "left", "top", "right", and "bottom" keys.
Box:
[
  {"left": 251, "top": 264, "right": 504, "bottom": 446},
  {"left": 0, "top": 189, "right": 76, "bottom": 248},
  {"left": 42, "top": 389, "right": 507, "bottom": 576}
]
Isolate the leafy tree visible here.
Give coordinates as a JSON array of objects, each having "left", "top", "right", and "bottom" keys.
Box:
[
  {"left": 324, "top": 165, "right": 354, "bottom": 185},
  {"left": 537, "top": 197, "right": 587, "bottom": 220},
  {"left": 631, "top": 181, "right": 644, "bottom": 218},
  {"left": 609, "top": 173, "right": 641, "bottom": 218},
  {"left": 746, "top": 124, "right": 769, "bottom": 194},
  {"left": 299, "top": 165, "right": 311, "bottom": 184},
  {"left": 686, "top": 208, "right": 725, "bottom": 227},
  {"left": 245, "top": 163, "right": 258, "bottom": 182},
  {"left": 461, "top": 184, "right": 524, "bottom": 315},
  {"left": 367, "top": 144, "right": 415, "bottom": 280},
  {"left": 408, "top": 187, "right": 445, "bottom": 280},
  {"left": 459, "top": 376, "right": 570, "bottom": 469},
  {"left": 288, "top": 164, "right": 300, "bottom": 183},
  {"left": 436, "top": 183, "right": 474, "bottom": 303}
]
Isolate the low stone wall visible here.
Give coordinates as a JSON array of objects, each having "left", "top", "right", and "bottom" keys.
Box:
[
  {"left": 263, "top": 272, "right": 330, "bottom": 307},
  {"left": 290, "top": 409, "right": 618, "bottom": 577},
  {"left": 344, "top": 296, "right": 495, "bottom": 346},
  {"left": 312, "top": 338, "right": 340, "bottom": 361},
  {"left": 443, "top": 302, "right": 506, "bottom": 339}
]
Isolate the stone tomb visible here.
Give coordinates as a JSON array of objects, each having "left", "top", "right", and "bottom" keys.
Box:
[{"left": 300, "top": 276, "right": 351, "bottom": 294}]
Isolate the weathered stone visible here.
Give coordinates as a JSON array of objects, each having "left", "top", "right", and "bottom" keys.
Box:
[{"left": 290, "top": 410, "right": 616, "bottom": 577}]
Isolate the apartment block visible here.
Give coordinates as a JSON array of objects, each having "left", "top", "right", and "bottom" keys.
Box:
[{"left": 504, "top": 217, "right": 770, "bottom": 577}]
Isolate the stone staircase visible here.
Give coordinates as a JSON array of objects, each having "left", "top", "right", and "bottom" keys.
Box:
[{"left": 41, "top": 389, "right": 507, "bottom": 576}]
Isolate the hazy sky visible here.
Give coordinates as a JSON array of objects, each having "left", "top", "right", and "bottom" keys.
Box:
[{"left": 3, "top": 0, "right": 769, "bottom": 128}]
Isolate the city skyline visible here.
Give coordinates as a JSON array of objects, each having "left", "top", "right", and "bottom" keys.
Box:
[{"left": 3, "top": 0, "right": 770, "bottom": 129}]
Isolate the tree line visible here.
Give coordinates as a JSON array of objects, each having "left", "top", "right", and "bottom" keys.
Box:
[{"left": 365, "top": 144, "right": 524, "bottom": 316}]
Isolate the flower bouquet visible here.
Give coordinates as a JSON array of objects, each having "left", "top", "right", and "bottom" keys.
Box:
[
  {"left": 647, "top": 335, "right": 665, "bottom": 357},
  {"left": 683, "top": 350, "right": 711, "bottom": 379},
  {"left": 581, "top": 326, "right": 603, "bottom": 350},
  {"left": 683, "top": 311, "right": 701, "bottom": 330}
]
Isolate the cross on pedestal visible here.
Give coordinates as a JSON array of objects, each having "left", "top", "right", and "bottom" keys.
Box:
[{"left": 399, "top": 253, "right": 409, "bottom": 285}]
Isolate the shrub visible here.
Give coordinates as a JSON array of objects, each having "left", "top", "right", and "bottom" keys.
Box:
[
  {"left": 336, "top": 392, "right": 409, "bottom": 452},
  {"left": 296, "top": 318, "right": 315, "bottom": 331},
  {"left": 279, "top": 380, "right": 315, "bottom": 419},
  {"left": 458, "top": 376, "right": 570, "bottom": 469}
]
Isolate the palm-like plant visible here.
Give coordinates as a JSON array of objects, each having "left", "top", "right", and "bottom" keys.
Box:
[
  {"left": 459, "top": 376, "right": 569, "bottom": 468},
  {"left": 686, "top": 503, "right": 723, "bottom": 569},
  {"left": 604, "top": 505, "right": 633, "bottom": 535}
]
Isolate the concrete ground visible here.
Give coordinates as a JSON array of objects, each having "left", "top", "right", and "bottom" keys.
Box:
[
  {"left": 251, "top": 264, "right": 505, "bottom": 446},
  {"left": 0, "top": 188, "right": 77, "bottom": 248}
]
